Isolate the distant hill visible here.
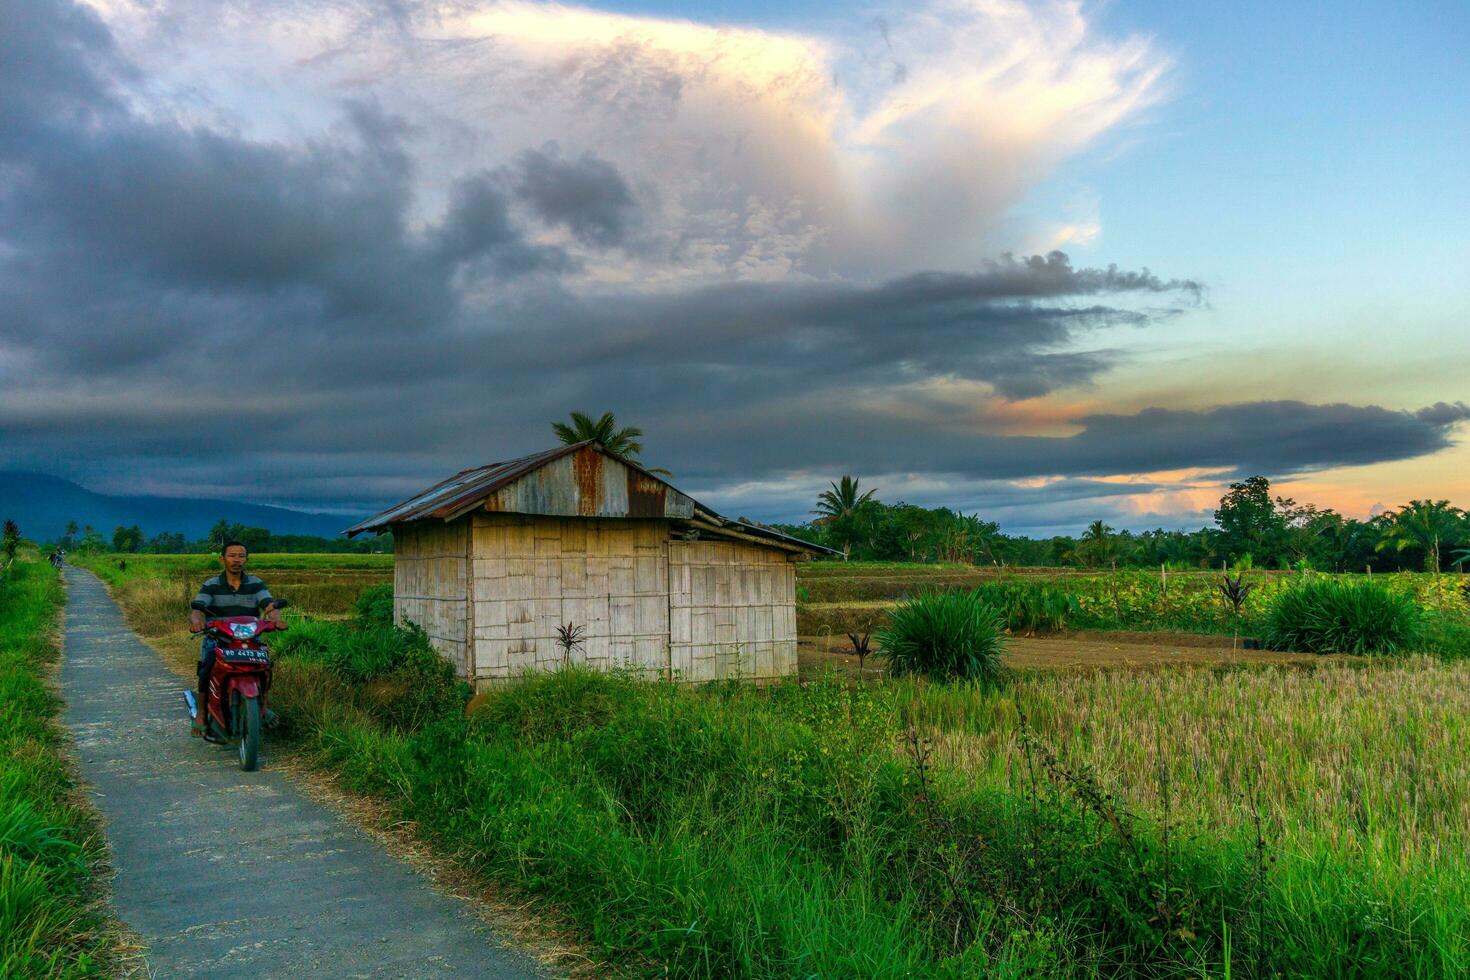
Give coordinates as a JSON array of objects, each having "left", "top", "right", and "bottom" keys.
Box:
[{"left": 0, "top": 472, "right": 365, "bottom": 541}]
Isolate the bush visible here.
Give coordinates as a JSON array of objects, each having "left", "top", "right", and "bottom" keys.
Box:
[
  {"left": 272, "top": 619, "right": 466, "bottom": 730},
  {"left": 1262, "top": 579, "right": 1421, "bottom": 654},
  {"left": 877, "top": 589, "right": 1006, "bottom": 682},
  {"left": 353, "top": 583, "right": 395, "bottom": 630}
]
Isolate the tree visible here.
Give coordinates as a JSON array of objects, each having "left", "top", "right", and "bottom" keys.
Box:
[
  {"left": 1077, "top": 520, "right": 1116, "bottom": 567},
  {"left": 814, "top": 476, "right": 877, "bottom": 522},
  {"left": 1214, "top": 476, "right": 1289, "bottom": 565},
  {"left": 79, "top": 525, "right": 105, "bottom": 554},
  {"left": 551, "top": 411, "right": 670, "bottom": 475},
  {"left": 1375, "top": 500, "right": 1465, "bottom": 572},
  {"left": 112, "top": 525, "right": 144, "bottom": 553},
  {"left": 237, "top": 526, "right": 273, "bottom": 554},
  {"left": 146, "top": 531, "right": 188, "bottom": 553},
  {"left": 2, "top": 519, "right": 19, "bottom": 562},
  {"left": 61, "top": 520, "right": 79, "bottom": 550}
]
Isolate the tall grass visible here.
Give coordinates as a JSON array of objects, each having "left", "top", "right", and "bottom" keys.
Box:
[
  {"left": 267, "top": 659, "right": 1470, "bottom": 977},
  {"left": 877, "top": 590, "right": 1006, "bottom": 682},
  {"left": 1263, "top": 579, "right": 1422, "bottom": 654},
  {"left": 0, "top": 558, "right": 116, "bottom": 976},
  {"left": 85, "top": 557, "right": 1470, "bottom": 974}
]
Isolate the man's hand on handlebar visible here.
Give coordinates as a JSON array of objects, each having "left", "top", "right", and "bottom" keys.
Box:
[{"left": 189, "top": 610, "right": 206, "bottom": 634}]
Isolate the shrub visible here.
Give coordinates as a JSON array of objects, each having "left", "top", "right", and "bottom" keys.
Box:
[
  {"left": 877, "top": 590, "right": 1006, "bottom": 682},
  {"left": 273, "top": 619, "right": 466, "bottom": 730},
  {"left": 1262, "top": 579, "right": 1421, "bottom": 654},
  {"left": 352, "top": 583, "right": 395, "bottom": 630}
]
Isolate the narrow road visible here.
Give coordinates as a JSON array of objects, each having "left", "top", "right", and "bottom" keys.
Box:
[{"left": 60, "top": 568, "right": 541, "bottom": 978}]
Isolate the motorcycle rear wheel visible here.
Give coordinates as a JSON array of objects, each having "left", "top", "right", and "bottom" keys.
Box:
[{"left": 238, "top": 695, "right": 261, "bottom": 772}]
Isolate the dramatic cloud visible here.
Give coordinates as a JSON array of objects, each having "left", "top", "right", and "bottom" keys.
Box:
[
  {"left": 81, "top": 0, "right": 1169, "bottom": 281},
  {"left": 1, "top": 0, "right": 1463, "bottom": 533},
  {"left": 511, "top": 146, "right": 638, "bottom": 248}
]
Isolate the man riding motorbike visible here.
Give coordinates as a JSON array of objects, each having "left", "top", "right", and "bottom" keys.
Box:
[{"left": 188, "top": 540, "right": 280, "bottom": 736}]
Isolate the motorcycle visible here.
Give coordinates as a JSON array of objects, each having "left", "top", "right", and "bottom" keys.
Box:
[{"left": 182, "top": 599, "right": 289, "bottom": 771}]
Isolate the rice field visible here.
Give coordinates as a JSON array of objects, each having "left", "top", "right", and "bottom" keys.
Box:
[{"left": 73, "top": 553, "right": 1470, "bottom": 974}]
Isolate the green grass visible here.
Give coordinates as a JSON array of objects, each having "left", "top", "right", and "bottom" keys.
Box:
[
  {"left": 77, "top": 554, "right": 1470, "bottom": 976},
  {"left": 266, "top": 654, "right": 1470, "bottom": 977},
  {"left": 0, "top": 556, "right": 117, "bottom": 976},
  {"left": 71, "top": 552, "right": 393, "bottom": 622}
]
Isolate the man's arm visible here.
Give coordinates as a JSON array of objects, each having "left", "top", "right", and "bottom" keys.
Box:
[
  {"left": 189, "top": 583, "right": 212, "bottom": 633},
  {"left": 258, "top": 585, "right": 282, "bottom": 623}
]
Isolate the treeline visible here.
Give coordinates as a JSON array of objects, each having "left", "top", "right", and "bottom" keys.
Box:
[
  {"left": 770, "top": 475, "right": 1470, "bottom": 572},
  {"left": 46, "top": 519, "right": 391, "bottom": 555}
]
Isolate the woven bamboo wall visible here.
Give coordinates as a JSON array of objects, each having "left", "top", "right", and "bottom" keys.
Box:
[
  {"left": 470, "top": 514, "right": 670, "bottom": 683},
  {"left": 669, "top": 540, "right": 797, "bottom": 683},
  {"left": 393, "top": 519, "right": 470, "bottom": 675}
]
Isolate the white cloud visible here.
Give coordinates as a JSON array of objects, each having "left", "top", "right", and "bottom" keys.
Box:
[{"left": 83, "top": 0, "right": 1168, "bottom": 285}]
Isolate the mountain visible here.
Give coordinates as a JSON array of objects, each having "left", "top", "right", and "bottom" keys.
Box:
[{"left": 0, "top": 472, "right": 365, "bottom": 541}]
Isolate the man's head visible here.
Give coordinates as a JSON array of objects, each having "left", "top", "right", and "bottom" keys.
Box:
[{"left": 220, "top": 540, "right": 248, "bottom": 577}]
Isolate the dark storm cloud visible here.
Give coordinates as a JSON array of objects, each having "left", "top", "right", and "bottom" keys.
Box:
[
  {"left": 511, "top": 145, "right": 639, "bottom": 247},
  {"left": 1413, "top": 402, "right": 1470, "bottom": 427},
  {"left": 0, "top": 0, "right": 567, "bottom": 370},
  {"left": 647, "top": 399, "right": 1470, "bottom": 487},
  {"left": 3, "top": 0, "right": 1463, "bottom": 529}
]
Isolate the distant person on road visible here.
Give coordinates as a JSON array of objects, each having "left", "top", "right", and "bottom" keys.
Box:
[{"left": 188, "top": 541, "right": 279, "bottom": 736}]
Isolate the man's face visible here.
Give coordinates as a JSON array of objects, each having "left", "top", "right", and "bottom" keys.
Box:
[{"left": 221, "top": 546, "right": 248, "bottom": 576}]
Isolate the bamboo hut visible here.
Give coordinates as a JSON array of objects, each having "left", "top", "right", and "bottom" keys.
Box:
[{"left": 345, "top": 441, "right": 831, "bottom": 687}]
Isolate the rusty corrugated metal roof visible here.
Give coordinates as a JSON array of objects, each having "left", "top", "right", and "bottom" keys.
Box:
[
  {"left": 344, "top": 441, "right": 837, "bottom": 556},
  {"left": 344, "top": 443, "right": 588, "bottom": 536}
]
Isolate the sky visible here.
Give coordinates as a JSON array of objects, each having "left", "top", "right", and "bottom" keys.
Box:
[{"left": 1, "top": 0, "right": 1466, "bottom": 535}]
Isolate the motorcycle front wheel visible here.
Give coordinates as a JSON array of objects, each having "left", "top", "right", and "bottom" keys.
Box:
[{"left": 238, "top": 695, "right": 261, "bottom": 772}]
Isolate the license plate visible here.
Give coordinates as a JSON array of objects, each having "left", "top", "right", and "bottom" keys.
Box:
[{"left": 220, "top": 648, "right": 270, "bottom": 663}]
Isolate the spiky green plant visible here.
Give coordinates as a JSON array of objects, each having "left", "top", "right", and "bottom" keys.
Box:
[
  {"left": 1262, "top": 579, "right": 1421, "bottom": 655},
  {"left": 877, "top": 590, "right": 1005, "bottom": 682}
]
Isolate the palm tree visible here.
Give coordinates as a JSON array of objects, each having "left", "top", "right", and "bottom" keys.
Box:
[
  {"left": 1375, "top": 500, "right": 1465, "bottom": 571},
  {"left": 813, "top": 476, "right": 877, "bottom": 522},
  {"left": 551, "top": 411, "right": 670, "bottom": 476},
  {"left": 1450, "top": 545, "right": 1470, "bottom": 571},
  {"left": 1078, "top": 520, "right": 1115, "bottom": 567}
]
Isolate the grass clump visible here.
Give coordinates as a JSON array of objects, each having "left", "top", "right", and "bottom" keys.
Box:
[
  {"left": 0, "top": 558, "right": 116, "bottom": 976},
  {"left": 352, "top": 582, "right": 395, "bottom": 630},
  {"left": 272, "top": 618, "right": 467, "bottom": 732},
  {"left": 1263, "top": 578, "right": 1421, "bottom": 654},
  {"left": 878, "top": 590, "right": 1006, "bottom": 682}
]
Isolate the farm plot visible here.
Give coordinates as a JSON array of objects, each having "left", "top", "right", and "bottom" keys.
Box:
[
  {"left": 65, "top": 552, "right": 1470, "bottom": 975},
  {"left": 796, "top": 563, "right": 1470, "bottom": 661}
]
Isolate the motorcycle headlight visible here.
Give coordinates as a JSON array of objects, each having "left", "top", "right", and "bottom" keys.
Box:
[{"left": 230, "top": 622, "right": 259, "bottom": 639}]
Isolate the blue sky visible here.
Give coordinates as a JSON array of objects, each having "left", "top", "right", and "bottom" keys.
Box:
[{"left": 1, "top": 0, "right": 1466, "bottom": 535}]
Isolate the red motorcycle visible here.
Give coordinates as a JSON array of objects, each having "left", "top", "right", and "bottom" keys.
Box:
[{"left": 182, "top": 599, "right": 288, "bottom": 771}]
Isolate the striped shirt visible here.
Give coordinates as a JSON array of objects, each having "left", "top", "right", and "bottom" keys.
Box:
[{"left": 191, "top": 574, "right": 274, "bottom": 618}]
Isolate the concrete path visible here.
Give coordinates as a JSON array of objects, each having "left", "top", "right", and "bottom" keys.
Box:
[{"left": 60, "top": 568, "right": 542, "bottom": 979}]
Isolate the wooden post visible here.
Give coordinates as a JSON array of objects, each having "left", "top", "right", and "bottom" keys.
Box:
[{"left": 1160, "top": 563, "right": 1167, "bottom": 595}]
